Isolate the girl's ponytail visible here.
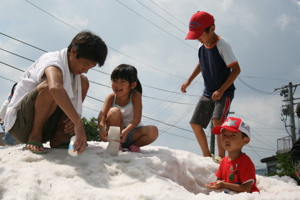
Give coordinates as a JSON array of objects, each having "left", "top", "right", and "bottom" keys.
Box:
[{"left": 135, "top": 78, "right": 142, "bottom": 95}]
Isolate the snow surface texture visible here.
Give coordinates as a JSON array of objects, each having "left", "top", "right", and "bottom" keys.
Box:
[{"left": 0, "top": 142, "right": 299, "bottom": 200}]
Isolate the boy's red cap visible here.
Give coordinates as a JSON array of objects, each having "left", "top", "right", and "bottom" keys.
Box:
[
  {"left": 212, "top": 117, "right": 251, "bottom": 138},
  {"left": 186, "top": 11, "right": 215, "bottom": 40}
]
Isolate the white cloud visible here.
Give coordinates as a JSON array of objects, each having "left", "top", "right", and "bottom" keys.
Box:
[{"left": 275, "top": 14, "right": 293, "bottom": 31}]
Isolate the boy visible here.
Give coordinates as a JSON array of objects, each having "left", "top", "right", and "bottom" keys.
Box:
[
  {"left": 205, "top": 117, "right": 260, "bottom": 194},
  {"left": 181, "top": 11, "right": 241, "bottom": 163},
  {"left": 4, "top": 30, "right": 107, "bottom": 154}
]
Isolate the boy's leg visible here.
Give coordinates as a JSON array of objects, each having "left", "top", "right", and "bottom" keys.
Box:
[
  {"left": 49, "top": 112, "right": 72, "bottom": 147},
  {"left": 26, "top": 83, "right": 58, "bottom": 152},
  {"left": 190, "top": 123, "right": 211, "bottom": 157},
  {"left": 130, "top": 125, "right": 158, "bottom": 147},
  {"left": 212, "top": 96, "right": 232, "bottom": 158},
  {"left": 190, "top": 96, "right": 214, "bottom": 157},
  {"left": 9, "top": 81, "right": 58, "bottom": 152}
]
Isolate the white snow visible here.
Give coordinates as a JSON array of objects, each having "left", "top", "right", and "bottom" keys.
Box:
[{"left": 0, "top": 142, "right": 299, "bottom": 200}]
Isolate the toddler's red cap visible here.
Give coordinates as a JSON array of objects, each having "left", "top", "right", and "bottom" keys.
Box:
[
  {"left": 185, "top": 11, "right": 214, "bottom": 40},
  {"left": 212, "top": 117, "right": 251, "bottom": 138}
]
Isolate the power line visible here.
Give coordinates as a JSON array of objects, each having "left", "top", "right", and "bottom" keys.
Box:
[
  {"left": 89, "top": 68, "right": 201, "bottom": 97},
  {"left": 136, "top": 0, "right": 186, "bottom": 34},
  {"left": 0, "top": 61, "right": 24, "bottom": 72},
  {"left": 240, "top": 75, "right": 300, "bottom": 83},
  {"left": 0, "top": 46, "right": 200, "bottom": 101},
  {"left": 115, "top": 0, "right": 196, "bottom": 50},
  {"left": 238, "top": 77, "right": 278, "bottom": 95},
  {"left": 0, "top": 60, "right": 195, "bottom": 105},
  {"left": 23, "top": 1, "right": 187, "bottom": 80},
  {"left": 0, "top": 47, "right": 35, "bottom": 62},
  {"left": 25, "top": 0, "right": 80, "bottom": 32},
  {"left": 0, "top": 32, "right": 47, "bottom": 53},
  {"left": 149, "top": 0, "right": 187, "bottom": 27},
  {"left": 0, "top": 75, "right": 17, "bottom": 83}
]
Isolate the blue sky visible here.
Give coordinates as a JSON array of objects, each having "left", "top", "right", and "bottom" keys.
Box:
[{"left": 1, "top": 0, "right": 300, "bottom": 168}]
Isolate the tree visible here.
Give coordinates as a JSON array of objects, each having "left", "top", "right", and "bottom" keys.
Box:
[
  {"left": 267, "top": 153, "right": 300, "bottom": 185},
  {"left": 82, "top": 117, "right": 101, "bottom": 141}
]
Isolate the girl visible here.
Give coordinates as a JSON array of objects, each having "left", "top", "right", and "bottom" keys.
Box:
[{"left": 98, "top": 64, "right": 158, "bottom": 152}]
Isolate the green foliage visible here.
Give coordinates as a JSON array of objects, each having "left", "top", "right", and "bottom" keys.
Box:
[
  {"left": 268, "top": 153, "right": 300, "bottom": 185},
  {"left": 82, "top": 116, "right": 101, "bottom": 141}
]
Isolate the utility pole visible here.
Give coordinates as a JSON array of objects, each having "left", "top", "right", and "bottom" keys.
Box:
[
  {"left": 210, "top": 122, "right": 215, "bottom": 155},
  {"left": 210, "top": 111, "right": 234, "bottom": 155},
  {"left": 275, "top": 82, "right": 300, "bottom": 144},
  {"left": 288, "top": 82, "right": 296, "bottom": 143}
]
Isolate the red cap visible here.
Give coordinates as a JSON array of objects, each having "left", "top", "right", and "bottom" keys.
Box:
[
  {"left": 185, "top": 11, "right": 215, "bottom": 40},
  {"left": 212, "top": 117, "right": 251, "bottom": 138}
]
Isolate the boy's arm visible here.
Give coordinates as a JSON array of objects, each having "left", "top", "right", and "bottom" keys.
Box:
[
  {"left": 212, "top": 62, "right": 240, "bottom": 101},
  {"left": 98, "top": 93, "right": 114, "bottom": 142},
  {"left": 181, "top": 63, "right": 201, "bottom": 93},
  {"left": 205, "top": 180, "right": 252, "bottom": 193},
  {"left": 44, "top": 66, "right": 87, "bottom": 154}
]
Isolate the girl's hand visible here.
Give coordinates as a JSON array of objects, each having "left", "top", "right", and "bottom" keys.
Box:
[
  {"left": 120, "top": 129, "right": 129, "bottom": 143},
  {"left": 100, "top": 129, "right": 108, "bottom": 142}
]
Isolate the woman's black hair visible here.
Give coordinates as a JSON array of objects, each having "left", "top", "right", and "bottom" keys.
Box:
[{"left": 111, "top": 64, "right": 142, "bottom": 94}]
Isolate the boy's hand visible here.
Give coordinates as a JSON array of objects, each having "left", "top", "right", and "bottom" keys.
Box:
[
  {"left": 63, "top": 117, "right": 75, "bottom": 135},
  {"left": 181, "top": 81, "right": 190, "bottom": 93},
  {"left": 205, "top": 180, "right": 224, "bottom": 190},
  {"left": 212, "top": 90, "right": 224, "bottom": 101},
  {"left": 73, "top": 124, "right": 87, "bottom": 154}
]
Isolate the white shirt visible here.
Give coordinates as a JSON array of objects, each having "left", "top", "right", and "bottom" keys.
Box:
[{"left": 4, "top": 48, "right": 82, "bottom": 132}]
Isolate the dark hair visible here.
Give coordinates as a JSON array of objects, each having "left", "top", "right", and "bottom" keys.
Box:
[
  {"left": 204, "top": 24, "right": 215, "bottom": 33},
  {"left": 67, "top": 30, "right": 108, "bottom": 67},
  {"left": 111, "top": 64, "right": 142, "bottom": 94},
  {"left": 242, "top": 132, "right": 248, "bottom": 138},
  {"left": 11, "top": 83, "right": 18, "bottom": 96}
]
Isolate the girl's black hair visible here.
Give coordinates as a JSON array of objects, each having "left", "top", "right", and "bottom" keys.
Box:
[{"left": 111, "top": 64, "right": 142, "bottom": 94}]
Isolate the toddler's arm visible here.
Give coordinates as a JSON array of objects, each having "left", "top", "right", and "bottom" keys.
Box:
[{"left": 205, "top": 179, "right": 252, "bottom": 193}]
